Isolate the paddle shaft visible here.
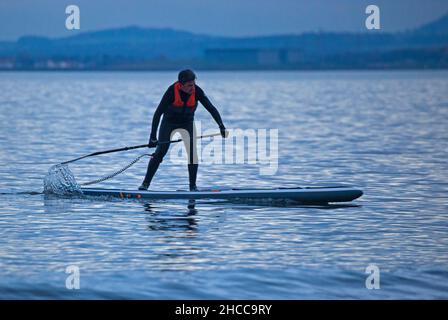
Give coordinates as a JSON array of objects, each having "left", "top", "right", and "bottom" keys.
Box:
[{"left": 61, "top": 132, "right": 222, "bottom": 165}]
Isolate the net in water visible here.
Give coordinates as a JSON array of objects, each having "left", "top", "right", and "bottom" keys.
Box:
[{"left": 43, "top": 164, "right": 83, "bottom": 195}]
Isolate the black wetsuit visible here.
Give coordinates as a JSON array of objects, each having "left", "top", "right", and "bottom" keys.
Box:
[{"left": 142, "top": 83, "right": 225, "bottom": 188}]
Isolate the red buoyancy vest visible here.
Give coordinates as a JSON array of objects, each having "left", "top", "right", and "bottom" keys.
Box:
[{"left": 173, "top": 81, "right": 196, "bottom": 107}]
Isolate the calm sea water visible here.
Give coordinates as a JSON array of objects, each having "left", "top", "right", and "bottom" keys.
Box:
[{"left": 0, "top": 71, "right": 447, "bottom": 299}]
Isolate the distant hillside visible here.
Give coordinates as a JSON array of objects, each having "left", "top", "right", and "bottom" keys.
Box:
[
  {"left": 414, "top": 13, "right": 448, "bottom": 35},
  {"left": 0, "top": 14, "right": 447, "bottom": 70},
  {"left": 5, "top": 26, "right": 219, "bottom": 59}
]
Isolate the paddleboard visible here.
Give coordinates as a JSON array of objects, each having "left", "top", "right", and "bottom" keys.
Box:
[{"left": 81, "top": 186, "right": 363, "bottom": 203}]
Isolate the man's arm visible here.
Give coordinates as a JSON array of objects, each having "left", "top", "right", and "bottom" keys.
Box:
[
  {"left": 150, "top": 89, "right": 171, "bottom": 141},
  {"left": 197, "top": 86, "right": 225, "bottom": 128}
]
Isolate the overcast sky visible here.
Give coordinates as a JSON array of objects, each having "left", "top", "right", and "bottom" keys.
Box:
[{"left": 0, "top": 0, "right": 447, "bottom": 40}]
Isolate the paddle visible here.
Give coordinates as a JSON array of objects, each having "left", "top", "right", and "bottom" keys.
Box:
[{"left": 61, "top": 132, "right": 222, "bottom": 165}]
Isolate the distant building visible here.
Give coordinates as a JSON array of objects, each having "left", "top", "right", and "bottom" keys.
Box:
[
  {"left": 0, "top": 58, "right": 14, "bottom": 69},
  {"left": 204, "top": 48, "right": 303, "bottom": 67}
]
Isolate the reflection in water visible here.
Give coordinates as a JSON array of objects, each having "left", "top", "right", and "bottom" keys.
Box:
[
  {"left": 202, "top": 198, "right": 362, "bottom": 209},
  {"left": 143, "top": 200, "right": 198, "bottom": 232},
  {"left": 43, "top": 194, "right": 76, "bottom": 214}
]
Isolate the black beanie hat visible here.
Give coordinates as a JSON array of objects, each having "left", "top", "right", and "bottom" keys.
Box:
[{"left": 178, "top": 69, "right": 196, "bottom": 84}]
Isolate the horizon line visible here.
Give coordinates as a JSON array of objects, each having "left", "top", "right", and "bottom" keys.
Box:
[{"left": 0, "top": 23, "right": 429, "bottom": 43}]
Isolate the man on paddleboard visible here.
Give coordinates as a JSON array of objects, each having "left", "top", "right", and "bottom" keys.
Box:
[{"left": 139, "top": 69, "right": 227, "bottom": 191}]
